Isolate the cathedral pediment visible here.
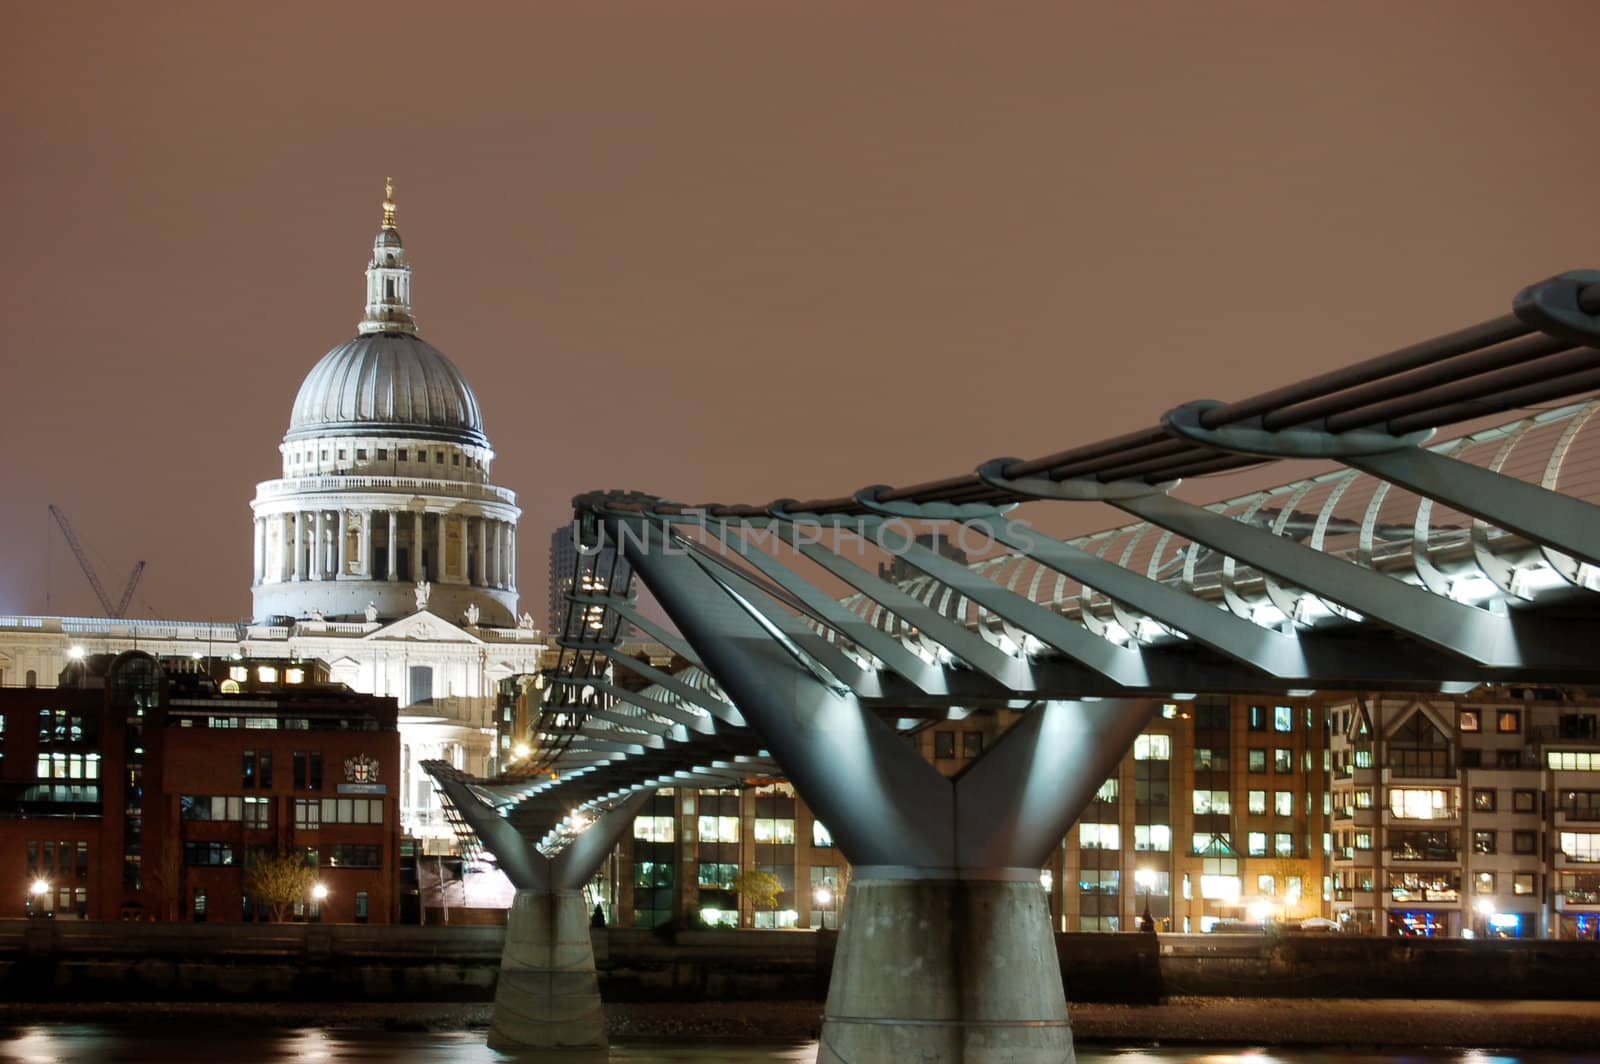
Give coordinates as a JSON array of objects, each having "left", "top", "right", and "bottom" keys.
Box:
[{"left": 365, "top": 610, "right": 482, "bottom": 644}]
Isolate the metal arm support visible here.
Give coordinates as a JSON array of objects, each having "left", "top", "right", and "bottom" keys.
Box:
[
  {"left": 1111, "top": 490, "right": 1596, "bottom": 669},
  {"left": 428, "top": 764, "right": 652, "bottom": 893},
  {"left": 956, "top": 699, "right": 1161, "bottom": 869},
  {"left": 1347, "top": 447, "right": 1600, "bottom": 569},
  {"left": 604, "top": 511, "right": 959, "bottom": 868},
  {"left": 428, "top": 769, "right": 549, "bottom": 891},
  {"left": 549, "top": 790, "right": 653, "bottom": 891}
]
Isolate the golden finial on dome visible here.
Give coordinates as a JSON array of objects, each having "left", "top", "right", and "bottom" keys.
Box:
[{"left": 382, "top": 177, "right": 396, "bottom": 229}]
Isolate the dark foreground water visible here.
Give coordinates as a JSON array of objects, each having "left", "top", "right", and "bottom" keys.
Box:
[{"left": 2, "top": 1029, "right": 1598, "bottom": 1064}]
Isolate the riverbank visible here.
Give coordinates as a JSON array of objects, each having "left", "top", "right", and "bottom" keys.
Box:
[{"left": 2, "top": 998, "right": 1598, "bottom": 1051}]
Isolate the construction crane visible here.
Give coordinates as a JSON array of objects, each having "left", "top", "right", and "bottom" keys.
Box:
[{"left": 48, "top": 504, "right": 146, "bottom": 619}]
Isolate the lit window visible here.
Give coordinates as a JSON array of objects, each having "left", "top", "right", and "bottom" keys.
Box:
[
  {"left": 1248, "top": 790, "right": 1267, "bottom": 815},
  {"left": 1459, "top": 709, "right": 1480, "bottom": 733},
  {"left": 1133, "top": 734, "right": 1171, "bottom": 761},
  {"left": 1133, "top": 825, "right": 1171, "bottom": 852},
  {"left": 1275, "top": 791, "right": 1294, "bottom": 817},
  {"left": 1274, "top": 705, "right": 1294, "bottom": 732},
  {"left": 258, "top": 666, "right": 278, "bottom": 683},
  {"left": 285, "top": 668, "right": 305, "bottom": 685},
  {"left": 1080, "top": 823, "right": 1120, "bottom": 850},
  {"left": 633, "top": 816, "right": 675, "bottom": 842},
  {"left": 1389, "top": 788, "right": 1453, "bottom": 820},
  {"left": 1560, "top": 832, "right": 1600, "bottom": 863},
  {"left": 1248, "top": 831, "right": 1268, "bottom": 856},
  {"left": 1498, "top": 710, "right": 1522, "bottom": 734}
]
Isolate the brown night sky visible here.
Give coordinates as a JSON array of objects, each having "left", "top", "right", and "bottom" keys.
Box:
[{"left": 2, "top": 2, "right": 1597, "bottom": 624}]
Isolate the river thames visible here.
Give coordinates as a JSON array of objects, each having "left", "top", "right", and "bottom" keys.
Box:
[{"left": 2, "top": 1028, "right": 1598, "bottom": 1064}]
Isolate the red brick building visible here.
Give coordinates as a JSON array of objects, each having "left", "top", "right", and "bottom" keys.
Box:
[{"left": 0, "top": 651, "right": 401, "bottom": 923}]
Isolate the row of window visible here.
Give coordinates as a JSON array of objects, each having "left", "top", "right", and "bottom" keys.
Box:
[
  {"left": 1459, "top": 709, "right": 1525, "bottom": 734},
  {"left": 181, "top": 795, "right": 273, "bottom": 827},
  {"left": 182, "top": 841, "right": 385, "bottom": 868},
  {"left": 35, "top": 753, "right": 101, "bottom": 780},
  {"left": 294, "top": 797, "right": 386, "bottom": 828},
  {"left": 633, "top": 812, "right": 835, "bottom": 848},
  {"left": 35, "top": 709, "right": 90, "bottom": 746},
  {"left": 288, "top": 446, "right": 482, "bottom": 470},
  {"left": 178, "top": 794, "right": 386, "bottom": 829},
  {"left": 1245, "top": 705, "right": 1304, "bottom": 732},
  {"left": 25, "top": 839, "right": 90, "bottom": 881}
]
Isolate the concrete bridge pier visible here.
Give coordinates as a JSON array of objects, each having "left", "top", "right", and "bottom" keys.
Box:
[
  {"left": 427, "top": 768, "right": 650, "bottom": 1053},
  {"left": 490, "top": 887, "right": 607, "bottom": 1052},
  {"left": 820, "top": 872, "right": 1072, "bottom": 1064}
]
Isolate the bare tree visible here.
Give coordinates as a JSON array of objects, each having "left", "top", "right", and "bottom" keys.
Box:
[{"left": 245, "top": 850, "right": 316, "bottom": 923}]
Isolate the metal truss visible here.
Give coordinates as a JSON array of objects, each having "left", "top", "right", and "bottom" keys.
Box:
[{"left": 439, "top": 268, "right": 1600, "bottom": 867}]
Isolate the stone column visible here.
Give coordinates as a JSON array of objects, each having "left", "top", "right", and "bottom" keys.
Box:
[
  {"left": 491, "top": 520, "right": 504, "bottom": 588},
  {"left": 412, "top": 511, "right": 424, "bottom": 581},
  {"left": 281, "top": 513, "right": 295, "bottom": 582},
  {"left": 458, "top": 515, "right": 470, "bottom": 585},
  {"left": 360, "top": 510, "right": 373, "bottom": 578},
  {"left": 252, "top": 518, "right": 265, "bottom": 585},
  {"left": 507, "top": 527, "right": 516, "bottom": 590},
  {"left": 387, "top": 512, "right": 398, "bottom": 582},
  {"left": 475, "top": 517, "right": 488, "bottom": 587},
  {"left": 337, "top": 510, "right": 350, "bottom": 578},
  {"left": 436, "top": 512, "right": 449, "bottom": 583},
  {"left": 293, "top": 511, "right": 306, "bottom": 582},
  {"left": 313, "top": 511, "right": 329, "bottom": 580}
]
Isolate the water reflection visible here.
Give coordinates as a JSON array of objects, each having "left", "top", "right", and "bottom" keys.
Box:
[{"left": 0, "top": 1028, "right": 1594, "bottom": 1064}]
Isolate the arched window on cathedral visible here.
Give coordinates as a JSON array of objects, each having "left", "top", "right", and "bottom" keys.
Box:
[{"left": 25, "top": 669, "right": 37, "bottom": 688}]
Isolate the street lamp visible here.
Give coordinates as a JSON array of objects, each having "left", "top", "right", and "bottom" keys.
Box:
[
  {"left": 28, "top": 878, "right": 50, "bottom": 918},
  {"left": 311, "top": 883, "right": 329, "bottom": 901},
  {"left": 512, "top": 742, "right": 531, "bottom": 760},
  {"left": 1135, "top": 868, "right": 1156, "bottom": 931},
  {"left": 1474, "top": 897, "right": 1495, "bottom": 937},
  {"left": 813, "top": 884, "right": 836, "bottom": 930}
]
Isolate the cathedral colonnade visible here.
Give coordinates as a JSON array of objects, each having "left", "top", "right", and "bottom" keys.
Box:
[{"left": 253, "top": 507, "right": 517, "bottom": 590}]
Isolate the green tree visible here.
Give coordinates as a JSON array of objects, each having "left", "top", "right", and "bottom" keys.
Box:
[
  {"left": 733, "top": 868, "right": 783, "bottom": 913},
  {"left": 244, "top": 849, "right": 316, "bottom": 922}
]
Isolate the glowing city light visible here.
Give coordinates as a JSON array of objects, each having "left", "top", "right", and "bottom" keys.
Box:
[
  {"left": 311, "top": 883, "right": 329, "bottom": 901},
  {"left": 513, "top": 743, "right": 531, "bottom": 760},
  {"left": 66, "top": 646, "right": 85, "bottom": 661},
  {"left": 813, "top": 887, "right": 833, "bottom": 907},
  {"left": 30, "top": 879, "right": 50, "bottom": 897}
]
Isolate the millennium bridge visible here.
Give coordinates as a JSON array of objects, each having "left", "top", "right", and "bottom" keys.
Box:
[{"left": 429, "top": 269, "right": 1600, "bottom": 1062}]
